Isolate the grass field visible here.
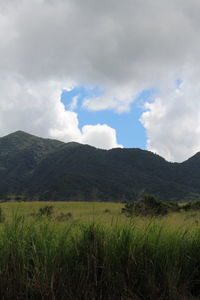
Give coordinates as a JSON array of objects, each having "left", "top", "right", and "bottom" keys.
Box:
[
  {"left": 1, "top": 201, "right": 200, "bottom": 299},
  {"left": 0, "top": 201, "right": 123, "bottom": 221},
  {"left": 1, "top": 200, "right": 200, "bottom": 228}
]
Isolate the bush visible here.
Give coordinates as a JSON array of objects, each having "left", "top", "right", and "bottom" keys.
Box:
[
  {"left": 104, "top": 209, "right": 111, "bottom": 214},
  {"left": 0, "top": 207, "right": 5, "bottom": 222},
  {"left": 181, "top": 200, "right": 200, "bottom": 211},
  {"left": 39, "top": 205, "right": 54, "bottom": 217},
  {"left": 122, "top": 194, "right": 176, "bottom": 217},
  {"left": 56, "top": 212, "right": 73, "bottom": 221}
]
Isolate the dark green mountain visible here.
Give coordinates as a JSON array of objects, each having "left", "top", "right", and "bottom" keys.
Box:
[
  {"left": 0, "top": 131, "right": 63, "bottom": 197},
  {"left": 0, "top": 131, "right": 200, "bottom": 202}
]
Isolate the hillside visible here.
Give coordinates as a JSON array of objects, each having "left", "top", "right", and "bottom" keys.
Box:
[
  {"left": 0, "top": 131, "right": 63, "bottom": 197},
  {"left": 0, "top": 131, "right": 200, "bottom": 201}
]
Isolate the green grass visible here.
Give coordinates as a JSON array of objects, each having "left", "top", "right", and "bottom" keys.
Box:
[
  {"left": 2, "top": 201, "right": 200, "bottom": 229},
  {"left": 1, "top": 202, "right": 200, "bottom": 299},
  {"left": 0, "top": 200, "right": 186, "bottom": 215}
]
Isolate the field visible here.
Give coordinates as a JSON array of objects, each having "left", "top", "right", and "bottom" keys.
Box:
[
  {"left": 2, "top": 200, "right": 200, "bottom": 228},
  {"left": 1, "top": 201, "right": 123, "bottom": 224},
  {"left": 1, "top": 201, "right": 200, "bottom": 299}
]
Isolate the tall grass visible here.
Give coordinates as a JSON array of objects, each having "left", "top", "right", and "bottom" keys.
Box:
[{"left": 0, "top": 215, "right": 200, "bottom": 299}]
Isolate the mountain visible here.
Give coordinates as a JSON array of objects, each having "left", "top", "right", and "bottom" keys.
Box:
[
  {"left": 0, "top": 131, "right": 200, "bottom": 202},
  {"left": 0, "top": 131, "right": 63, "bottom": 197}
]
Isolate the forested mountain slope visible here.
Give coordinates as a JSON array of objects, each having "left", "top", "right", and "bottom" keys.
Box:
[{"left": 0, "top": 131, "right": 199, "bottom": 201}]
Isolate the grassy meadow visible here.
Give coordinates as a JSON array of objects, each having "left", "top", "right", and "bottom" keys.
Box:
[
  {"left": 1, "top": 201, "right": 200, "bottom": 299},
  {"left": 0, "top": 201, "right": 123, "bottom": 224},
  {"left": 1, "top": 200, "right": 200, "bottom": 228}
]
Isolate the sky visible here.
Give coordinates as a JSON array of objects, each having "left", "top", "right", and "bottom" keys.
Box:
[
  {"left": 1, "top": 0, "right": 200, "bottom": 162},
  {"left": 60, "top": 86, "right": 155, "bottom": 149}
]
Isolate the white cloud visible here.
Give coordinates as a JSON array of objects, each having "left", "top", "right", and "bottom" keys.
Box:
[
  {"left": 0, "top": 76, "right": 121, "bottom": 149},
  {"left": 68, "top": 95, "right": 79, "bottom": 111},
  {"left": 1, "top": 0, "right": 199, "bottom": 105},
  {"left": 82, "top": 85, "right": 134, "bottom": 113},
  {"left": 141, "top": 79, "right": 200, "bottom": 162},
  {"left": 1, "top": 1, "right": 200, "bottom": 157},
  {"left": 81, "top": 124, "right": 122, "bottom": 149}
]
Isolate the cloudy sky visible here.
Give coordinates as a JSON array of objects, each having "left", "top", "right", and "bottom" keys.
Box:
[{"left": 1, "top": 0, "right": 200, "bottom": 162}]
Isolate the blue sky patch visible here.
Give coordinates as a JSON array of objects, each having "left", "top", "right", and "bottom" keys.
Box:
[{"left": 61, "top": 86, "right": 157, "bottom": 149}]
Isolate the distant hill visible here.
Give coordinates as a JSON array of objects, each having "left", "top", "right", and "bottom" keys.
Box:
[{"left": 0, "top": 131, "right": 200, "bottom": 202}]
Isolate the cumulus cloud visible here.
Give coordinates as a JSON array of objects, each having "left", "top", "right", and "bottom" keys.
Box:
[
  {"left": 1, "top": 1, "right": 200, "bottom": 156},
  {"left": 82, "top": 85, "right": 134, "bottom": 113},
  {"left": 81, "top": 124, "right": 122, "bottom": 149},
  {"left": 141, "top": 79, "right": 200, "bottom": 162},
  {"left": 0, "top": 76, "right": 121, "bottom": 149},
  {"left": 68, "top": 96, "right": 79, "bottom": 111},
  {"left": 1, "top": 0, "right": 200, "bottom": 88},
  {"left": 2, "top": 0, "right": 200, "bottom": 98}
]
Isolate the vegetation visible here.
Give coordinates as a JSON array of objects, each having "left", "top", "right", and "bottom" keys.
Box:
[
  {"left": 122, "top": 194, "right": 180, "bottom": 216},
  {"left": 0, "top": 207, "right": 200, "bottom": 299},
  {"left": 39, "top": 205, "right": 54, "bottom": 217},
  {"left": 2, "top": 131, "right": 200, "bottom": 202},
  {"left": 0, "top": 207, "right": 5, "bottom": 222},
  {"left": 181, "top": 199, "right": 200, "bottom": 211},
  {"left": 0, "top": 201, "right": 199, "bottom": 299},
  {"left": 122, "top": 195, "right": 200, "bottom": 218},
  {"left": 2, "top": 131, "right": 200, "bottom": 298},
  {"left": 56, "top": 212, "right": 73, "bottom": 221}
]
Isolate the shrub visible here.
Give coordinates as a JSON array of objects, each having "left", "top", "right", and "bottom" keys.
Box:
[
  {"left": 29, "top": 212, "right": 37, "bottom": 217},
  {"left": 39, "top": 205, "right": 54, "bottom": 217},
  {"left": 56, "top": 212, "right": 73, "bottom": 221},
  {"left": 122, "top": 194, "right": 172, "bottom": 217},
  {"left": 104, "top": 209, "right": 111, "bottom": 214},
  {"left": 181, "top": 200, "right": 200, "bottom": 211},
  {"left": 0, "top": 207, "right": 5, "bottom": 222}
]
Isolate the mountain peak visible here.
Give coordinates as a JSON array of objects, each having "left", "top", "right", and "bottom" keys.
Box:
[
  {"left": 5, "top": 130, "right": 35, "bottom": 138},
  {"left": 0, "top": 130, "right": 64, "bottom": 155},
  {"left": 0, "top": 130, "right": 37, "bottom": 141},
  {"left": 12, "top": 130, "right": 27, "bottom": 135}
]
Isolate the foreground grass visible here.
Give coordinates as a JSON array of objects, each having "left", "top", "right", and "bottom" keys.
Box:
[{"left": 1, "top": 206, "right": 200, "bottom": 299}]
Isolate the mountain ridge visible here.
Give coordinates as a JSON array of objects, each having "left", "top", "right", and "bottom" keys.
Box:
[{"left": 0, "top": 131, "right": 199, "bottom": 202}]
